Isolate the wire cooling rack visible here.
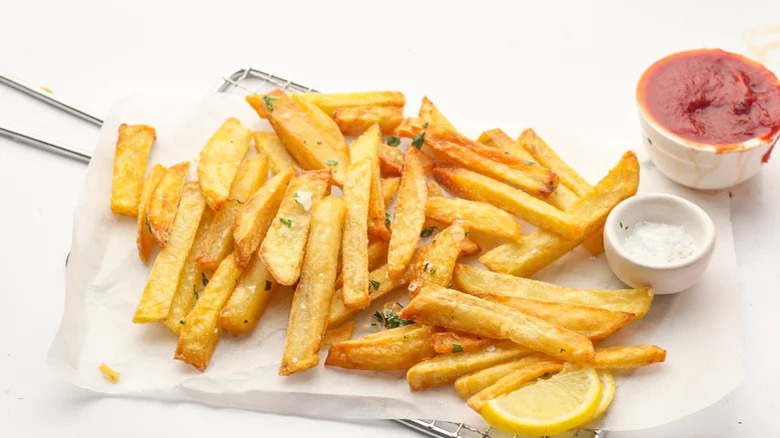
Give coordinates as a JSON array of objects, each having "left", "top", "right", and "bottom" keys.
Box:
[{"left": 1, "top": 68, "right": 605, "bottom": 438}]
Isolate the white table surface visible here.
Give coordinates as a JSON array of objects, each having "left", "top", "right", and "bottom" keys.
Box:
[{"left": 2, "top": 1, "right": 779, "bottom": 436}]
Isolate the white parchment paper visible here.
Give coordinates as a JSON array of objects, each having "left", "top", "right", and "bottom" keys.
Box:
[{"left": 48, "top": 93, "right": 743, "bottom": 432}]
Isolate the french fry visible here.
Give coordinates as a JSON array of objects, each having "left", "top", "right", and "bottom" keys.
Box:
[
  {"left": 218, "top": 254, "right": 277, "bottom": 336},
  {"left": 174, "top": 254, "right": 243, "bottom": 371},
  {"left": 433, "top": 166, "right": 583, "bottom": 238},
  {"left": 418, "top": 96, "right": 457, "bottom": 132},
  {"left": 379, "top": 143, "right": 404, "bottom": 177},
  {"left": 593, "top": 345, "right": 667, "bottom": 369},
  {"left": 136, "top": 164, "right": 165, "bottom": 262},
  {"left": 426, "top": 180, "right": 445, "bottom": 197},
  {"left": 233, "top": 167, "right": 295, "bottom": 267},
  {"left": 293, "top": 91, "right": 406, "bottom": 116},
  {"left": 408, "top": 221, "right": 466, "bottom": 294},
  {"left": 333, "top": 105, "right": 404, "bottom": 136},
  {"left": 350, "top": 124, "right": 390, "bottom": 240},
  {"left": 325, "top": 324, "right": 436, "bottom": 371},
  {"left": 406, "top": 340, "right": 531, "bottom": 391},
  {"left": 110, "top": 124, "right": 156, "bottom": 216},
  {"left": 197, "top": 118, "right": 252, "bottom": 210},
  {"left": 195, "top": 155, "right": 269, "bottom": 270},
  {"left": 381, "top": 176, "right": 401, "bottom": 206},
  {"left": 477, "top": 128, "right": 537, "bottom": 162},
  {"left": 133, "top": 183, "right": 206, "bottom": 323},
  {"left": 280, "top": 196, "right": 345, "bottom": 375},
  {"left": 399, "top": 285, "right": 595, "bottom": 363},
  {"left": 147, "top": 162, "right": 189, "bottom": 245},
  {"left": 426, "top": 197, "right": 522, "bottom": 242},
  {"left": 480, "top": 152, "right": 640, "bottom": 276},
  {"left": 328, "top": 264, "right": 409, "bottom": 328},
  {"left": 256, "top": 89, "right": 349, "bottom": 185},
  {"left": 335, "top": 239, "right": 388, "bottom": 289},
  {"left": 394, "top": 117, "right": 426, "bottom": 139},
  {"left": 253, "top": 131, "right": 299, "bottom": 174},
  {"left": 323, "top": 321, "right": 355, "bottom": 345},
  {"left": 583, "top": 226, "right": 606, "bottom": 256},
  {"left": 466, "top": 361, "right": 565, "bottom": 411},
  {"left": 454, "top": 353, "right": 554, "bottom": 398},
  {"left": 387, "top": 148, "right": 428, "bottom": 277},
  {"left": 260, "top": 169, "right": 331, "bottom": 285},
  {"left": 292, "top": 96, "right": 349, "bottom": 157},
  {"left": 452, "top": 264, "right": 654, "bottom": 317},
  {"left": 341, "top": 159, "right": 373, "bottom": 310},
  {"left": 460, "top": 237, "right": 482, "bottom": 256},
  {"left": 430, "top": 331, "right": 495, "bottom": 354},
  {"left": 98, "top": 363, "right": 120, "bottom": 384}
]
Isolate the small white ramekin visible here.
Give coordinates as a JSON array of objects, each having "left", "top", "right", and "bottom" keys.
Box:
[{"left": 603, "top": 194, "right": 716, "bottom": 295}]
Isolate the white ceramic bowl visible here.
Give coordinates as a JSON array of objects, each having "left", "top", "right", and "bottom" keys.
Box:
[{"left": 603, "top": 194, "right": 715, "bottom": 294}]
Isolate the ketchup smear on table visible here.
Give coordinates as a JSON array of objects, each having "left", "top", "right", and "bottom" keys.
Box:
[{"left": 637, "top": 49, "right": 780, "bottom": 162}]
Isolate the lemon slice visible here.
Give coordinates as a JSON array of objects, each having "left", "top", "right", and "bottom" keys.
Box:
[
  {"left": 480, "top": 364, "right": 602, "bottom": 436},
  {"left": 583, "top": 370, "right": 615, "bottom": 425}
]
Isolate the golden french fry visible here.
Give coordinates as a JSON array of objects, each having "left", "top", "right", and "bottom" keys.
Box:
[
  {"left": 433, "top": 166, "right": 583, "bottom": 238},
  {"left": 408, "top": 221, "right": 466, "bottom": 294},
  {"left": 480, "top": 152, "right": 640, "bottom": 276},
  {"left": 583, "top": 226, "right": 606, "bottom": 256},
  {"left": 467, "top": 361, "right": 565, "bottom": 411},
  {"left": 341, "top": 159, "right": 372, "bottom": 310},
  {"left": 293, "top": 91, "right": 406, "bottom": 116},
  {"left": 147, "top": 162, "right": 189, "bottom": 245},
  {"left": 233, "top": 167, "right": 295, "bottom": 267},
  {"left": 418, "top": 96, "right": 457, "bottom": 131},
  {"left": 133, "top": 183, "right": 206, "bottom": 323},
  {"left": 333, "top": 105, "right": 404, "bottom": 136},
  {"left": 477, "top": 128, "right": 537, "bottom": 162},
  {"left": 260, "top": 169, "right": 331, "bottom": 285},
  {"left": 426, "top": 180, "right": 445, "bottom": 197},
  {"left": 110, "top": 124, "right": 156, "bottom": 216},
  {"left": 460, "top": 237, "right": 482, "bottom": 256},
  {"left": 406, "top": 340, "right": 531, "bottom": 391},
  {"left": 400, "top": 285, "right": 595, "bottom": 363},
  {"left": 136, "top": 164, "right": 165, "bottom": 262},
  {"left": 381, "top": 176, "right": 401, "bottom": 205},
  {"left": 426, "top": 197, "right": 522, "bottom": 242},
  {"left": 335, "top": 239, "right": 388, "bottom": 289},
  {"left": 593, "top": 345, "right": 667, "bottom": 369},
  {"left": 280, "top": 197, "right": 346, "bottom": 375},
  {"left": 174, "top": 254, "right": 243, "bottom": 371},
  {"left": 350, "top": 124, "right": 390, "bottom": 240},
  {"left": 379, "top": 143, "right": 405, "bottom": 177},
  {"left": 387, "top": 148, "right": 428, "bottom": 277},
  {"left": 255, "top": 89, "right": 349, "bottom": 185},
  {"left": 325, "top": 324, "right": 436, "bottom": 371},
  {"left": 323, "top": 321, "right": 355, "bottom": 345},
  {"left": 292, "top": 96, "right": 350, "bottom": 157},
  {"left": 454, "top": 353, "right": 554, "bottom": 398},
  {"left": 430, "top": 331, "right": 495, "bottom": 354},
  {"left": 394, "top": 117, "right": 426, "bottom": 138},
  {"left": 452, "top": 264, "right": 653, "bottom": 317},
  {"left": 253, "top": 131, "right": 299, "bottom": 174},
  {"left": 194, "top": 155, "right": 269, "bottom": 270},
  {"left": 518, "top": 129, "right": 592, "bottom": 197},
  {"left": 98, "top": 363, "right": 120, "bottom": 384},
  {"left": 328, "top": 264, "right": 410, "bottom": 328},
  {"left": 219, "top": 254, "right": 277, "bottom": 336},
  {"left": 197, "top": 118, "right": 252, "bottom": 210}
]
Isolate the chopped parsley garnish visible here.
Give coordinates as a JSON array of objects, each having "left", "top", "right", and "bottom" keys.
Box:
[
  {"left": 452, "top": 344, "right": 463, "bottom": 353},
  {"left": 429, "top": 267, "right": 436, "bottom": 275},
  {"left": 202, "top": 272, "right": 209, "bottom": 287},
  {"left": 263, "top": 96, "right": 280, "bottom": 111},
  {"left": 372, "top": 304, "right": 414, "bottom": 329},
  {"left": 465, "top": 230, "right": 470, "bottom": 237},
  {"left": 386, "top": 136, "right": 401, "bottom": 147},
  {"left": 144, "top": 216, "right": 152, "bottom": 234},
  {"left": 179, "top": 320, "right": 185, "bottom": 325},
  {"left": 647, "top": 137, "right": 653, "bottom": 145},
  {"left": 420, "top": 226, "right": 437, "bottom": 237},
  {"left": 193, "top": 285, "right": 199, "bottom": 299},
  {"left": 279, "top": 217, "right": 292, "bottom": 228},
  {"left": 560, "top": 348, "right": 566, "bottom": 353},
  {"left": 422, "top": 122, "right": 429, "bottom": 128},
  {"left": 317, "top": 141, "right": 322, "bottom": 145},
  {"left": 326, "top": 160, "right": 339, "bottom": 167},
  {"left": 368, "top": 279, "right": 381, "bottom": 291},
  {"left": 385, "top": 213, "right": 392, "bottom": 228},
  {"left": 523, "top": 160, "right": 536, "bottom": 166},
  {"left": 411, "top": 132, "right": 426, "bottom": 149},
  {"left": 265, "top": 280, "right": 272, "bottom": 291},
  {"left": 542, "top": 372, "right": 551, "bottom": 378}
]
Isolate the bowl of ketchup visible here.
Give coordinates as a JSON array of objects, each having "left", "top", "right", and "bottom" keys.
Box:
[{"left": 637, "top": 49, "right": 780, "bottom": 189}]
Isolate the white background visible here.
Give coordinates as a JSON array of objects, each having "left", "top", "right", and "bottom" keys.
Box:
[{"left": 1, "top": 1, "right": 779, "bottom": 437}]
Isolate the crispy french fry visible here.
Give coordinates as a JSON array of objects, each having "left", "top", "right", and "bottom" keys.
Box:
[
  {"left": 381, "top": 176, "right": 401, "bottom": 205},
  {"left": 292, "top": 96, "right": 349, "bottom": 157},
  {"left": 454, "top": 353, "right": 554, "bottom": 397},
  {"left": 394, "top": 117, "right": 426, "bottom": 139},
  {"left": 233, "top": 167, "right": 295, "bottom": 267},
  {"left": 197, "top": 118, "right": 252, "bottom": 210},
  {"left": 477, "top": 128, "right": 537, "bottom": 162},
  {"left": 336, "top": 239, "right": 388, "bottom": 289},
  {"left": 583, "top": 226, "right": 606, "bottom": 256},
  {"left": 418, "top": 96, "right": 457, "bottom": 132},
  {"left": 350, "top": 124, "right": 390, "bottom": 240},
  {"left": 466, "top": 361, "right": 565, "bottom": 411},
  {"left": 379, "top": 143, "right": 405, "bottom": 177},
  {"left": 174, "top": 254, "right": 243, "bottom": 371},
  {"left": 426, "top": 197, "right": 522, "bottom": 242},
  {"left": 293, "top": 91, "right": 406, "bottom": 116},
  {"left": 98, "top": 363, "right": 120, "bottom": 384},
  {"left": 323, "top": 321, "right": 355, "bottom": 345},
  {"left": 433, "top": 166, "right": 583, "bottom": 238},
  {"left": 387, "top": 148, "right": 427, "bottom": 277},
  {"left": 426, "top": 180, "right": 445, "bottom": 197},
  {"left": 253, "top": 131, "right": 299, "bottom": 174},
  {"left": 325, "top": 324, "right": 437, "bottom": 371},
  {"left": 408, "top": 221, "right": 466, "bottom": 294},
  {"left": 194, "top": 155, "right": 269, "bottom": 270},
  {"left": 256, "top": 89, "right": 349, "bottom": 185},
  {"left": 593, "top": 345, "right": 667, "bottom": 369},
  {"left": 341, "top": 159, "right": 372, "bottom": 310},
  {"left": 260, "top": 169, "right": 331, "bottom": 285},
  {"left": 328, "top": 264, "right": 409, "bottom": 328},
  {"left": 406, "top": 340, "right": 531, "bottom": 391},
  {"left": 280, "top": 196, "right": 345, "bottom": 375},
  {"left": 430, "top": 331, "right": 495, "bottom": 354},
  {"left": 110, "top": 124, "right": 156, "bottom": 216},
  {"left": 147, "top": 162, "right": 189, "bottom": 245},
  {"left": 136, "top": 164, "right": 165, "bottom": 262},
  {"left": 460, "top": 237, "right": 482, "bottom": 256},
  {"left": 219, "top": 254, "right": 277, "bottom": 336},
  {"left": 400, "top": 285, "right": 595, "bottom": 362},
  {"left": 452, "top": 264, "right": 653, "bottom": 317},
  {"left": 518, "top": 129, "right": 592, "bottom": 197},
  {"left": 133, "top": 183, "right": 206, "bottom": 323},
  {"left": 333, "top": 105, "right": 404, "bottom": 136},
  {"left": 480, "top": 152, "right": 640, "bottom": 276}
]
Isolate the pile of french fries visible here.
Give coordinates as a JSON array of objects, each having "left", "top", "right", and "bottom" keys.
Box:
[{"left": 109, "top": 90, "right": 665, "bottom": 427}]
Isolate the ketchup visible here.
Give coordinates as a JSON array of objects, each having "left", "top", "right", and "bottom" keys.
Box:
[{"left": 637, "top": 49, "right": 780, "bottom": 160}]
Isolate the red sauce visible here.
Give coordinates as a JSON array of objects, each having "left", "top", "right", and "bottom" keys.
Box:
[{"left": 637, "top": 49, "right": 780, "bottom": 159}]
